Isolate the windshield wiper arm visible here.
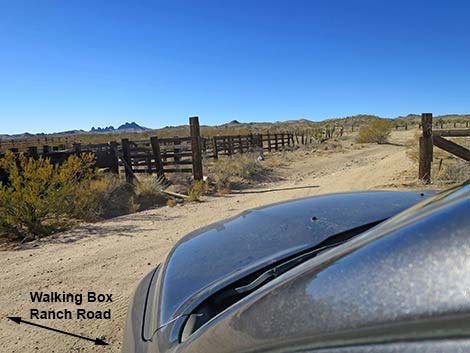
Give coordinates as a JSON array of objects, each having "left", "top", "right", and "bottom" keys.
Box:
[
  {"left": 235, "top": 242, "right": 342, "bottom": 294},
  {"left": 235, "top": 218, "right": 386, "bottom": 294}
]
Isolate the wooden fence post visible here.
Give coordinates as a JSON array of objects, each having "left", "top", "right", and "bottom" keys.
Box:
[
  {"left": 212, "top": 136, "right": 219, "bottom": 159},
  {"left": 150, "top": 136, "right": 164, "bottom": 176},
  {"left": 121, "top": 138, "right": 134, "bottom": 183},
  {"left": 72, "top": 143, "right": 82, "bottom": 156},
  {"left": 27, "top": 146, "right": 38, "bottom": 158},
  {"left": 201, "top": 138, "right": 207, "bottom": 154},
  {"left": 109, "top": 141, "right": 119, "bottom": 174},
  {"left": 419, "top": 113, "right": 433, "bottom": 184},
  {"left": 190, "top": 116, "right": 204, "bottom": 181},
  {"left": 267, "top": 133, "right": 271, "bottom": 152},
  {"left": 257, "top": 134, "right": 263, "bottom": 148},
  {"left": 228, "top": 136, "right": 234, "bottom": 155}
]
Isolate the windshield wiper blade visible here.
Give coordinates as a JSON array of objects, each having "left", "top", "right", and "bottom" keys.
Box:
[
  {"left": 235, "top": 218, "right": 386, "bottom": 294},
  {"left": 235, "top": 242, "right": 341, "bottom": 294}
]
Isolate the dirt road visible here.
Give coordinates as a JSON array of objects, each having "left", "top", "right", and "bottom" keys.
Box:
[{"left": 0, "top": 132, "right": 427, "bottom": 352}]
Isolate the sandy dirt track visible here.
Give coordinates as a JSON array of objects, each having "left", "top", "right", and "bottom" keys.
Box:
[{"left": 0, "top": 131, "right": 432, "bottom": 352}]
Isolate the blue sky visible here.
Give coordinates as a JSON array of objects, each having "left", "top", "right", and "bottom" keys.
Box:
[{"left": 1, "top": 0, "right": 470, "bottom": 134}]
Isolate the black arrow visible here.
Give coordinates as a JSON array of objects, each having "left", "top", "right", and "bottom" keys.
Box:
[{"left": 7, "top": 317, "right": 108, "bottom": 346}]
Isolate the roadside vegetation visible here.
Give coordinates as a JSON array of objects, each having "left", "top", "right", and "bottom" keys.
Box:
[
  {"left": 356, "top": 119, "right": 392, "bottom": 144},
  {"left": 0, "top": 149, "right": 285, "bottom": 244},
  {"left": 208, "top": 152, "right": 282, "bottom": 193},
  {"left": 0, "top": 152, "right": 166, "bottom": 243}
]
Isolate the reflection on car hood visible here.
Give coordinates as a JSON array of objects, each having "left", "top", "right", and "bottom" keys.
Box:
[{"left": 158, "top": 191, "right": 434, "bottom": 327}]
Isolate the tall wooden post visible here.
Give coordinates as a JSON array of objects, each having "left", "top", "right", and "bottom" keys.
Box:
[
  {"left": 190, "top": 116, "right": 203, "bottom": 181},
  {"left": 27, "top": 146, "right": 38, "bottom": 158},
  {"left": 109, "top": 141, "right": 119, "bottom": 174},
  {"left": 121, "top": 138, "right": 134, "bottom": 183},
  {"left": 228, "top": 137, "right": 234, "bottom": 156},
  {"left": 257, "top": 134, "right": 263, "bottom": 148},
  {"left": 72, "top": 143, "right": 82, "bottom": 156},
  {"left": 212, "top": 136, "right": 218, "bottom": 159},
  {"left": 419, "top": 113, "right": 433, "bottom": 184},
  {"left": 150, "top": 136, "right": 164, "bottom": 176}
]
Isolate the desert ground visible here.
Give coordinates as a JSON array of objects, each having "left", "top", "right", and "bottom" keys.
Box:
[{"left": 0, "top": 129, "right": 440, "bottom": 352}]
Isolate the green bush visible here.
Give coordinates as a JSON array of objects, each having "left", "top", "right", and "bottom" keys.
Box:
[
  {"left": 0, "top": 152, "right": 99, "bottom": 241},
  {"left": 356, "top": 120, "right": 392, "bottom": 144}
]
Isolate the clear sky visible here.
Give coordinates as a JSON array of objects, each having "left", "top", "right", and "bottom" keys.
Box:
[{"left": 1, "top": 0, "right": 470, "bottom": 134}]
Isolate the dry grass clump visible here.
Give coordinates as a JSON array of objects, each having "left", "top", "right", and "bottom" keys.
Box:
[
  {"left": 166, "top": 198, "right": 177, "bottom": 207},
  {"left": 134, "top": 175, "right": 167, "bottom": 210},
  {"left": 356, "top": 120, "right": 392, "bottom": 144},
  {"left": 431, "top": 137, "right": 470, "bottom": 184},
  {"left": 435, "top": 159, "right": 470, "bottom": 184},
  {"left": 188, "top": 180, "right": 209, "bottom": 202},
  {"left": 91, "top": 174, "right": 138, "bottom": 219},
  {"left": 209, "top": 153, "right": 273, "bottom": 192}
]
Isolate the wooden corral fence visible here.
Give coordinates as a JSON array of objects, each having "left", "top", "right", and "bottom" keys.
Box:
[
  {"left": 419, "top": 112, "right": 470, "bottom": 184},
  {"left": 0, "top": 117, "right": 325, "bottom": 184}
]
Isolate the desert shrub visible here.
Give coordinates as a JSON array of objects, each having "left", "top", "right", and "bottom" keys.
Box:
[
  {"left": 134, "top": 175, "right": 167, "bottom": 210},
  {"left": 136, "top": 175, "right": 164, "bottom": 197},
  {"left": 0, "top": 152, "right": 98, "bottom": 241},
  {"left": 209, "top": 153, "right": 270, "bottom": 192},
  {"left": 91, "top": 174, "right": 139, "bottom": 219},
  {"left": 437, "top": 160, "right": 470, "bottom": 183},
  {"left": 189, "top": 180, "right": 209, "bottom": 201},
  {"left": 356, "top": 120, "right": 392, "bottom": 144},
  {"left": 166, "top": 198, "right": 177, "bottom": 207}
]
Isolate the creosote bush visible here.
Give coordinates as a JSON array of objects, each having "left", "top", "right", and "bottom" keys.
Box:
[
  {"left": 356, "top": 120, "right": 392, "bottom": 144},
  {"left": 0, "top": 152, "right": 99, "bottom": 241},
  {"left": 0, "top": 152, "right": 159, "bottom": 242}
]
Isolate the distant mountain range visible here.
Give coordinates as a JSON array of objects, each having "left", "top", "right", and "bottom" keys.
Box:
[
  {"left": 91, "top": 122, "right": 150, "bottom": 133},
  {"left": 2, "top": 115, "right": 470, "bottom": 140},
  {"left": 1, "top": 122, "right": 150, "bottom": 140}
]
